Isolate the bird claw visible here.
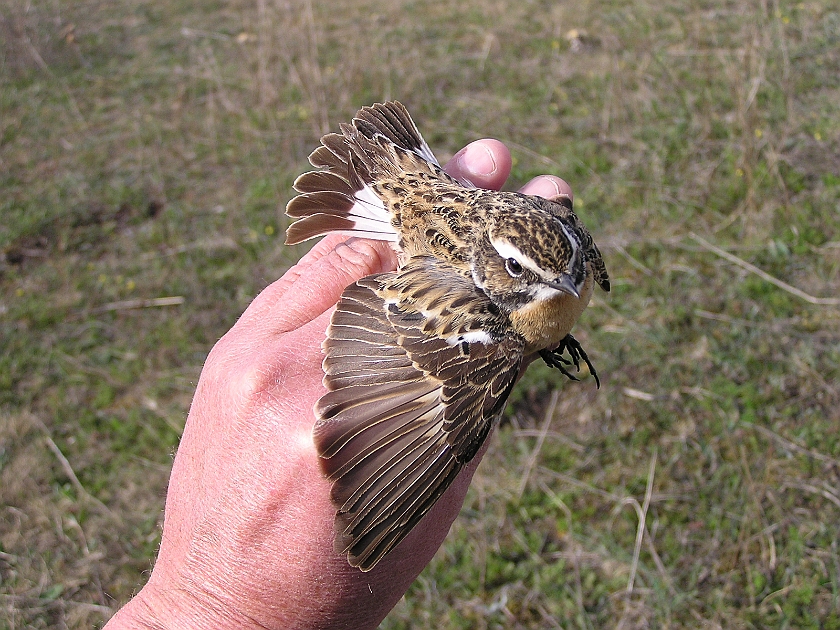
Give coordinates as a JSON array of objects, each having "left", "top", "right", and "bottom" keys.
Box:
[{"left": 539, "top": 334, "right": 601, "bottom": 388}]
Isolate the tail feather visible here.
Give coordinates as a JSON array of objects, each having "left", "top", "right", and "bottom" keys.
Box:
[
  {"left": 353, "top": 102, "right": 440, "bottom": 167},
  {"left": 285, "top": 214, "right": 356, "bottom": 244},
  {"left": 308, "top": 141, "right": 347, "bottom": 170},
  {"left": 286, "top": 190, "right": 354, "bottom": 217},
  {"left": 285, "top": 101, "right": 443, "bottom": 245},
  {"left": 292, "top": 171, "right": 355, "bottom": 196}
]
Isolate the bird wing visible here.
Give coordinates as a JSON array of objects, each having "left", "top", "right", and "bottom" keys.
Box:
[{"left": 313, "top": 256, "right": 524, "bottom": 570}]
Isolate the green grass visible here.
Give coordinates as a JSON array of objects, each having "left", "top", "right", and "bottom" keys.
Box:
[{"left": 2, "top": 0, "right": 839, "bottom": 627}]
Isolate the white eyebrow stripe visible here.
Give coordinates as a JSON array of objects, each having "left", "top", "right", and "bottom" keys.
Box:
[{"left": 489, "top": 238, "right": 547, "bottom": 278}]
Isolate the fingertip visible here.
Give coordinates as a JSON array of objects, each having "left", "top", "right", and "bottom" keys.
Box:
[
  {"left": 519, "top": 175, "right": 574, "bottom": 202},
  {"left": 444, "top": 139, "right": 512, "bottom": 191},
  {"left": 237, "top": 238, "right": 398, "bottom": 336},
  {"left": 296, "top": 233, "right": 355, "bottom": 265},
  {"left": 292, "top": 238, "right": 397, "bottom": 319},
  {"left": 327, "top": 238, "right": 398, "bottom": 281}
]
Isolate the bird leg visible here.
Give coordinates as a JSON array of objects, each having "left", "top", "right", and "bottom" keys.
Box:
[{"left": 539, "top": 334, "right": 601, "bottom": 389}]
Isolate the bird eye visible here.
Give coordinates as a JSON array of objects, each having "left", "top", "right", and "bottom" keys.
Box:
[{"left": 505, "top": 257, "right": 523, "bottom": 277}]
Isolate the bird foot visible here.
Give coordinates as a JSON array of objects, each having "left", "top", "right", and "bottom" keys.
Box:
[{"left": 539, "top": 334, "right": 601, "bottom": 388}]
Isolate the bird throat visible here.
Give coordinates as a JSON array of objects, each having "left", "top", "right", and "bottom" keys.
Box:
[{"left": 510, "top": 271, "right": 595, "bottom": 353}]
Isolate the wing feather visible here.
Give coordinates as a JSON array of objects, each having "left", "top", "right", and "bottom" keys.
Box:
[{"left": 312, "top": 257, "right": 524, "bottom": 570}]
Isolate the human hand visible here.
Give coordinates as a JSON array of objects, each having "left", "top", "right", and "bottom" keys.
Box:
[{"left": 105, "top": 140, "right": 572, "bottom": 630}]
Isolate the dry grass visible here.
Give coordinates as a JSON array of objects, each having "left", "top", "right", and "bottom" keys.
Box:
[{"left": 2, "top": 0, "right": 839, "bottom": 627}]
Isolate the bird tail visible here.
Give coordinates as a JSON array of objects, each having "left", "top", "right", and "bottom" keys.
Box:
[{"left": 285, "top": 101, "right": 444, "bottom": 245}]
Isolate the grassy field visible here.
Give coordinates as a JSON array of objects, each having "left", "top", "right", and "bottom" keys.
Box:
[{"left": 2, "top": 0, "right": 839, "bottom": 627}]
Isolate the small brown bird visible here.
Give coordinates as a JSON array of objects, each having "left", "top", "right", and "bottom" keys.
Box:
[{"left": 286, "top": 101, "right": 609, "bottom": 571}]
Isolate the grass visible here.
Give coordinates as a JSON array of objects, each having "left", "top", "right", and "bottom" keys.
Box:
[{"left": 1, "top": 0, "right": 839, "bottom": 627}]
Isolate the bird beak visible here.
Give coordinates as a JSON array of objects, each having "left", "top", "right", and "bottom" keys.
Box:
[{"left": 546, "top": 275, "right": 580, "bottom": 298}]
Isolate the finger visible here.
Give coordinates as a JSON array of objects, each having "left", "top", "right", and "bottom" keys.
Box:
[
  {"left": 519, "top": 174, "right": 574, "bottom": 202},
  {"left": 237, "top": 237, "right": 397, "bottom": 337},
  {"left": 443, "top": 139, "right": 511, "bottom": 191},
  {"left": 264, "top": 234, "right": 356, "bottom": 305}
]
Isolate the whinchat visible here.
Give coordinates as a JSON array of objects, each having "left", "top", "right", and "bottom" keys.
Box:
[{"left": 285, "top": 101, "right": 610, "bottom": 571}]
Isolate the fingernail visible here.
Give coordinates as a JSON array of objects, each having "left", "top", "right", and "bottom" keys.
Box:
[
  {"left": 457, "top": 142, "right": 497, "bottom": 177},
  {"left": 535, "top": 175, "right": 562, "bottom": 197},
  {"left": 522, "top": 176, "right": 574, "bottom": 202}
]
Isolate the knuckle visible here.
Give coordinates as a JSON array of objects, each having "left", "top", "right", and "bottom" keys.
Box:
[{"left": 201, "top": 332, "right": 274, "bottom": 404}]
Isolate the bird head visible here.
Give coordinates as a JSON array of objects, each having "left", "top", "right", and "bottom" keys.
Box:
[{"left": 471, "top": 199, "right": 586, "bottom": 313}]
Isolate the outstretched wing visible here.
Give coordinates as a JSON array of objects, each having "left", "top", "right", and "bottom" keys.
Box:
[
  {"left": 285, "top": 101, "right": 465, "bottom": 245},
  {"left": 313, "top": 256, "right": 524, "bottom": 570}
]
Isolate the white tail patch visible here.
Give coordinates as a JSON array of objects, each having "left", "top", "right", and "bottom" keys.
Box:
[{"left": 346, "top": 184, "right": 398, "bottom": 242}]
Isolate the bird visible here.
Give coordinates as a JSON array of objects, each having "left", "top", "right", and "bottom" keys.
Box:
[{"left": 285, "top": 101, "right": 609, "bottom": 571}]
